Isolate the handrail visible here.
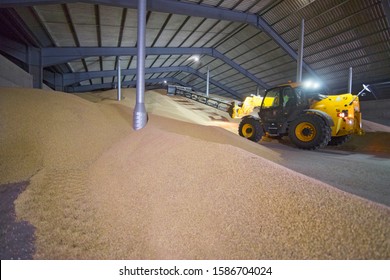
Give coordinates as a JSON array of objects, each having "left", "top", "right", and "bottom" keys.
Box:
[{"left": 173, "top": 86, "right": 233, "bottom": 112}]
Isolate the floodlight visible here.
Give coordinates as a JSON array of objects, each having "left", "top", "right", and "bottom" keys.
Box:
[
  {"left": 190, "top": 55, "right": 200, "bottom": 62},
  {"left": 303, "top": 80, "right": 321, "bottom": 89}
]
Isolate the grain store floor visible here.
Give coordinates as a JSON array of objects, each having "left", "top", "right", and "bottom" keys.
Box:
[{"left": 0, "top": 88, "right": 389, "bottom": 259}]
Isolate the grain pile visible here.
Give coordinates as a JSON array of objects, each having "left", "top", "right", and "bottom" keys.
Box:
[{"left": 0, "top": 87, "right": 389, "bottom": 259}]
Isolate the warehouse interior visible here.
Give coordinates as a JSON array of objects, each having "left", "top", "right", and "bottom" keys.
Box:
[{"left": 0, "top": 0, "right": 390, "bottom": 260}]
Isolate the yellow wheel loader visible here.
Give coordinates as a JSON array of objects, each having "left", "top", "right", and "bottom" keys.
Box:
[{"left": 238, "top": 82, "right": 367, "bottom": 150}]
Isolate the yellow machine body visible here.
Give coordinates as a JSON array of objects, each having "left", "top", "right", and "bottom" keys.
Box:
[
  {"left": 237, "top": 82, "right": 367, "bottom": 149},
  {"left": 310, "top": 93, "right": 364, "bottom": 137},
  {"left": 232, "top": 82, "right": 364, "bottom": 138},
  {"left": 230, "top": 95, "right": 263, "bottom": 119}
]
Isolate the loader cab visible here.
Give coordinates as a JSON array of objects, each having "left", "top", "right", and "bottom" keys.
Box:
[{"left": 259, "top": 85, "right": 299, "bottom": 136}]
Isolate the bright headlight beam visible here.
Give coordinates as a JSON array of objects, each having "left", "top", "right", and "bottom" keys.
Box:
[
  {"left": 303, "top": 80, "right": 321, "bottom": 89},
  {"left": 303, "top": 80, "right": 313, "bottom": 88}
]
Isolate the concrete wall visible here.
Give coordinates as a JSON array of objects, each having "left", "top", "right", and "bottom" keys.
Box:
[
  {"left": 0, "top": 54, "right": 33, "bottom": 88},
  {"left": 361, "top": 99, "right": 390, "bottom": 126}
]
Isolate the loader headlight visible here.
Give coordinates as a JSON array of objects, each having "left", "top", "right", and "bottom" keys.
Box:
[
  {"left": 337, "top": 112, "right": 346, "bottom": 118},
  {"left": 303, "top": 80, "right": 321, "bottom": 89},
  {"left": 337, "top": 110, "right": 348, "bottom": 118}
]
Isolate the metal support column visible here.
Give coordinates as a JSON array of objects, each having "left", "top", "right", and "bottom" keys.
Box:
[
  {"left": 133, "top": 0, "right": 148, "bottom": 130},
  {"left": 28, "top": 47, "right": 43, "bottom": 89},
  {"left": 206, "top": 66, "right": 210, "bottom": 97},
  {"left": 117, "top": 57, "right": 122, "bottom": 101},
  {"left": 54, "top": 73, "right": 63, "bottom": 92},
  {"left": 348, "top": 67, "right": 353, "bottom": 93},
  {"left": 296, "top": 19, "right": 304, "bottom": 83}
]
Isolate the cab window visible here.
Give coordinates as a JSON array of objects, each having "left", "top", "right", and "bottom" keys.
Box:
[
  {"left": 261, "top": 88, "right": 280, "bottom": 109},
  {"left": 282, "top": 87, "right": 295, "bottom": 107}
]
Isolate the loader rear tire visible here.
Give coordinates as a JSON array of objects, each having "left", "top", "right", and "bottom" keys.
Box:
[
  {"left": 238, "top": 118, "right": 263, "bottom": 142},
  {"left": 288, "top": 114, "right": 331, "bottom": 150},
  {"left": 328, "top": 135, "right": 352, "bottom": 146}
]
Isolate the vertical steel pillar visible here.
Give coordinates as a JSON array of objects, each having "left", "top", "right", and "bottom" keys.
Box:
[
  {"left": 296, "top": 18, "right": 304, "bottom": 83},
  {"left": 133, "top": 0, "right": 148, "bottom": 130},
  {"left": 206, "top": 66, "right": 210, "bottom": 97},
  {"left": 348, "top": 67, "right": 353, "bottom": 93},
  {"left": 28, "top": 47, "right": 43, "bottom": 89},
  {"left": 54, "top": 73, "right": 63, "bottom": 92},
  {"left": 117, "top": 57, "right": 122, "bottom": 101}
]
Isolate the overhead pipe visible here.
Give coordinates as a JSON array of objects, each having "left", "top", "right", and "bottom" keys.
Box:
[
  {"left": 348, "top": 67, "right": 353, "bottom": 93},
  {"left": 133, "top": 0, "right": 148, "bottom": 130},
  {"left": 296, "top": 18, "right": 304, "bottom": 83},
  {"left": 117, "top": 57, "right": 121, "bottom": 101},
  {"left": 206, "top": 66, "right": 210, "bottom": 97}
]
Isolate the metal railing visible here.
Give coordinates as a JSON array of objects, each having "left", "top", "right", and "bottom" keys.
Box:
[{"left": 172, "top": 85, "right": 233, "bottom": 112}]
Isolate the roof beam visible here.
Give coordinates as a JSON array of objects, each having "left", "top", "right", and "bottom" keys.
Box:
[
  {"left": 93, "top": 0, "right": 318, "bottom": 78},
  {"left": 210, "top": 49, "right": 267, "bottom": 89},
  {"left": 67, "top": 77, "right": 189, "bottom": 93},
  {"left": 0, "top": 36, "right": 248, "bottom": 97},
  {"left": 0, "top": 0, "right": 79, "bottom": 7},
  {"left": 59, "top": 65, "right": 242, "bottom": 99},
  {"left": 61, "top": 66, "right": 187, "bottom": 85},
  {"left": 1, "top": 0, "right": 319, "bottom": 79},
  {"left": 41, "top": 47, "right": 210, "bottom": 66},
  {"left": 41, "top": 46, "right": 269, "bottom": 89}
]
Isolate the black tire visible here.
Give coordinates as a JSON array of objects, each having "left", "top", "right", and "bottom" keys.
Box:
[
  {"left": 227, "top": 102, "right": 235, "bottom": 118},
  {"left": 288, "top": 114, "right": 331, "bottom": 150},
  {"left": 238, "top": 118, "right": 263, "bottom": 142},
  {"left": 328, "top": 135, "right": 352, "bottom": 146}
]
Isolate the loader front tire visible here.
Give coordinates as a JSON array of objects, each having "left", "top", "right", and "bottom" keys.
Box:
[
  {"left": 238, "top": 118, "right": 263, "bottom": 142},
  {"left": 288, "top": 114, "right": 331, "bottom": 150}
]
